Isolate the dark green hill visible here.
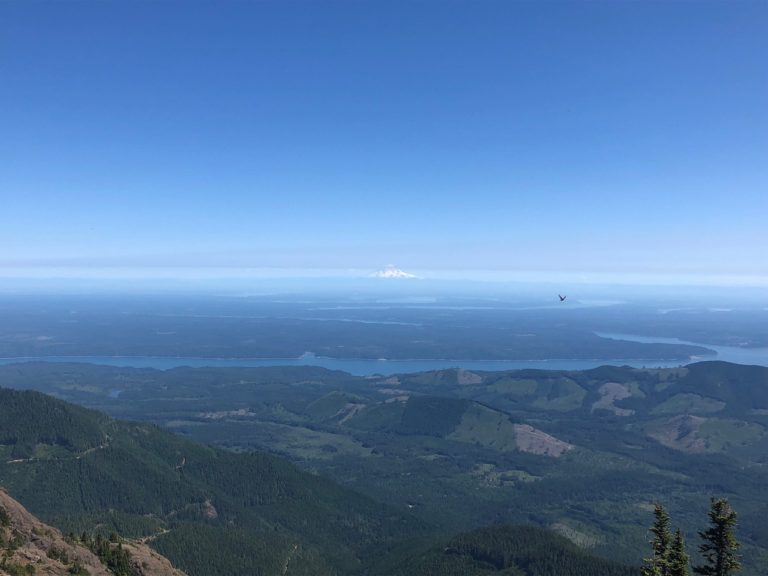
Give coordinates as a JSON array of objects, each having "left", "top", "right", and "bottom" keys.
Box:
[
  {"left": 381, "top": 525, "right": 637, "bottom": 576},
  {"left": 0, "top": 387, "right": 107, "bottom": 459},
  {"left": 398, "top": 396, "right": 471, "bottom": 436},
  {"left": 676, "top": 361, "right": 768, "bottom": 412},
  {"left": 0, "top": 387, "right": 426, "bottom": 576}
]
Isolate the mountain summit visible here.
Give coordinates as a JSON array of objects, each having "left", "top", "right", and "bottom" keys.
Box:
[{"left": 369, "top": 265, "right": 418, "bottom": 279}]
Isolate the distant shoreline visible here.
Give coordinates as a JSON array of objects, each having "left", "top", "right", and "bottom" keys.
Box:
[
  {"left": 6, "top": 330, "right": 768, "bottom": 376},
  {"left": 0, "top": 354, "right": 702, "bottom": 376}
]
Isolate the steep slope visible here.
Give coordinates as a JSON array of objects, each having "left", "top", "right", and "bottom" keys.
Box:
[
  {"left": 0, "top": 388, "right": 426, "bottom": 576},
  {"left": 0, "top": 487, "right": 184, "bottom": 576}
]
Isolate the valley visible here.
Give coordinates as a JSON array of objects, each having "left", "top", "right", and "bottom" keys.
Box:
[{"left": 2, "top": 360, "right": 767, "bottom": 574}]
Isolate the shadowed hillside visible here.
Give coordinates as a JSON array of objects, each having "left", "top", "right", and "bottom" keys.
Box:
[{"left": 0, "top": 388, "right": 427, "bottom": 576}]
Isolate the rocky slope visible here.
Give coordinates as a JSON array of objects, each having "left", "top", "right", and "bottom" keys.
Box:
[{"left": 0, "top": 487, "right": 184, "bottom": 576}]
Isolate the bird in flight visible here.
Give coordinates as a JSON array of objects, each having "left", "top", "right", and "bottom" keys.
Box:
[{"left": 558, "top": 294, "right": 567, "bottom": 302}]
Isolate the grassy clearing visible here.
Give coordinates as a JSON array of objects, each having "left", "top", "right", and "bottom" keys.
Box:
[
  {"left": 697, "top": 418, "right": 765, "bottom": 451},
  {"left": 253, "top": 421, "right": 374, "bottom": 460},
  {"left": 532, "top": 379, "right": 586, "bottom": 412},
  {"left": 488, "top": 377, "right": 538, "bottom": 397},
  {"left": 448, "top": 404, "right": 517, "bottom": 452}
]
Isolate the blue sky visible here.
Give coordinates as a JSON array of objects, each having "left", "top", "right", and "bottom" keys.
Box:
[{"left": 1, "top": 1, "right": 766, "bottom": 285}]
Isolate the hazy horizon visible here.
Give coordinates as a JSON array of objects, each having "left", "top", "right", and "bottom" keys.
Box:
[
  {"left": 2, "top": 1, "right": 766, "bottom": 285},
  {"left": 2, "top": 269, "right": 768, "bottom": 302}
]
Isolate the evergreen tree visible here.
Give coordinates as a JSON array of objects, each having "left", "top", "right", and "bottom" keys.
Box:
[
  {"left": 693, "top": 497, "right": 740, "bottom": 576},
  {"left": 669, "top": 529, "right": 690, "bottom": 576},
  {"left": 641, "top": 503, "right": 673, "bottom": 576}
]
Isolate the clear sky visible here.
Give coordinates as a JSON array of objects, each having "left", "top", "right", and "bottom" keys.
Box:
[{"left": 1, "top": 1, "right": 766, "bottom": 285}]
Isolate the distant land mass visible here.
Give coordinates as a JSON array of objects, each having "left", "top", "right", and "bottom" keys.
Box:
[{"left": 0, "top": 294, "right": 739, "bottom": 363}]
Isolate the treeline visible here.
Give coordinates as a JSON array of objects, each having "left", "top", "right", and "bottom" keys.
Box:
[{"left": 78, "top": 532, "right": 133, "bottom": 576}]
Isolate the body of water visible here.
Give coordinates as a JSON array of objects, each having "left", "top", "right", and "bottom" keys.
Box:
[
  {"left": 0, "top": 353, "right": 689, "bottom": 376},
  {"left": 596, "top": 332, "right": 768, "bottom": 367},
  {"left": 1, "top": 334, "right": 766, "bottom": 376}
]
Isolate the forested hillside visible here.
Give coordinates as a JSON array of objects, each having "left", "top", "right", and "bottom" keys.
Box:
[
  {"left": 0, "top": 487, "right": 185, "bottom": 576},
  {"left": 0, "top": 388, "right": 426, "bottom": 575},
  {"left": 381, "top": 525, "right": 638, "bottom": 576},
  {"left": 1, "top": 361, "right": 767, "bottom": 573}
]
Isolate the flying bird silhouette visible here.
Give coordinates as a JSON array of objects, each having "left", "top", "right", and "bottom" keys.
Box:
[{"left": 558, "top": 294, "right": 567, "bottom": 302}]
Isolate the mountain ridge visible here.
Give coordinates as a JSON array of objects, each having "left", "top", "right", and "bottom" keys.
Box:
[{"left": 0, "top": 387, "right": 428, "bottom": 575}]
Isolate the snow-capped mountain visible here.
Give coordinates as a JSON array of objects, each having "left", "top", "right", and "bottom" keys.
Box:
[{"left": 369, "top": 265, "right": 418, "bottom": 279}]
